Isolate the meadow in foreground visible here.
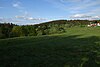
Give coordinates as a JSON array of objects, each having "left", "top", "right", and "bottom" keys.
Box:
[{"left": 0, "top": 27, "right": 100, "bottom": 67}]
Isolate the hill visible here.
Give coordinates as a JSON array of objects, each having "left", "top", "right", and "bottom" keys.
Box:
[
  {"left": 0, "top": 20, "right": 98, "bottom": 39},
  {"left": 35, "top": 20, "right": 91, "bottom": 26}
]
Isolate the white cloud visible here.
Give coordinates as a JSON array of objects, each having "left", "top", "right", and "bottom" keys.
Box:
[
  {"left": 91, "top": 16, "right": 100, "bottom": 19},
  {"left": 12, "top": 2, "right": 23, "bottom": 9},
  {"left": 15, "top": 10, "right": 47, "bottom": 21},
  {"left": 71, "top": 14, "right": 91, "bottom": 18},
  {"left": 15, "top": 15, "right": 26, "bottom": 19},
  {"left": 15, "top": 15, "right": 46, "bottom": 21},
  {"left": 71, "top": 14, "right": 100, "bottom": 20},
  {"left": 0, "top": 17, "right": 20, "bottom": 23},
  {"left": 26, "top": 17, "right": 46, "bottom": 20},
  {"left": 0, "top": 17, "right": 3, "bottom": 22},
  {"left": 25, "top": 17, "right": 43, "bottom": 20}
]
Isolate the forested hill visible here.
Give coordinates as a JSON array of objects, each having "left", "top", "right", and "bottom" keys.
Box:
[
  {"left": 35, "top": 20, "right": 92, "bottom": 26},
  {"left": 0, "top": 20, "right": 100, "bottom": 39}
]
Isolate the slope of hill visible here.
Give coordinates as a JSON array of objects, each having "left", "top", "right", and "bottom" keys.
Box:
[
  {"left": 0, "top": 27, "right": 100, "bottom": 67},
  {"left": 1, "top": 20, "right": 100, "bottom": 39}
]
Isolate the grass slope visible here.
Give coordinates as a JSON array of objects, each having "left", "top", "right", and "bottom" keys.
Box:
[{"left": 0, "top": 27, "right": 100, "bottom": 67}]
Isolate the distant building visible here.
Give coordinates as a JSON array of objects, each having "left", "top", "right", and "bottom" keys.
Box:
[{"left": 88, "top": 21, "right": 100, "bottom": 27}]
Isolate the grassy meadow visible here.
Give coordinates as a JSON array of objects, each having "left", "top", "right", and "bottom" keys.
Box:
[{"left": 0, "top": 27, "right": 100, "bottom": 67}]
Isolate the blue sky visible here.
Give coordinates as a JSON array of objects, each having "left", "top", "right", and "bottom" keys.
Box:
[{"left": 0, "top": 0, "right": 100, "bottom": 25}]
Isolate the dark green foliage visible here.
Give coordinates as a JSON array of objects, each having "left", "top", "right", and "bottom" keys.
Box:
[
  {"left": 26, "top": 25, "right": 37, "bottom": 36},
  {"left": 0, "top": 23, "right": 16, "bottom": 38},
  {"left": 21, "top": 26, "right": 29, "bottom": 36},
  {"left": 0, "top": 31, "right": 6, "bottom": 39},
  {"left": 82, "top": 51, "right": 99, "bottom": 67},
  {"left": 36, "top": 25, "right": 49, "bottom": 35}
]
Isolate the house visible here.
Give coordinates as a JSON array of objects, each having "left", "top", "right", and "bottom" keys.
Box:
[{"left": 88, "top": 21, "right": 100, "bottom": 27}]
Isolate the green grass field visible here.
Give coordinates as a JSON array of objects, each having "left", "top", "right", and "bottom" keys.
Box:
[{"left": 0, "top": 27, "right": 100, "bottom": 67}]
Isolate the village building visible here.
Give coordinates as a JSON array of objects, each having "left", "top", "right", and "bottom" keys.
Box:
[{"left": 88, "top": 21, "right": 100, "bottom": 27}]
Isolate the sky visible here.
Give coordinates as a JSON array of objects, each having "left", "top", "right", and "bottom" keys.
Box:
[{"left": 0, "top": 0, "right": 100, "bottom": 25}]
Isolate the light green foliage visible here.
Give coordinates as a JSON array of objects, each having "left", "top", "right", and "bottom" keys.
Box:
[{"left": 11, "top": 26, "right": 25, "bottom": 37}]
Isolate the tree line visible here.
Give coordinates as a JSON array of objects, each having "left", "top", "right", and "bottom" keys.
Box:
[{"left": 0, "top": 20, "right": 99, "bottom": 39}]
